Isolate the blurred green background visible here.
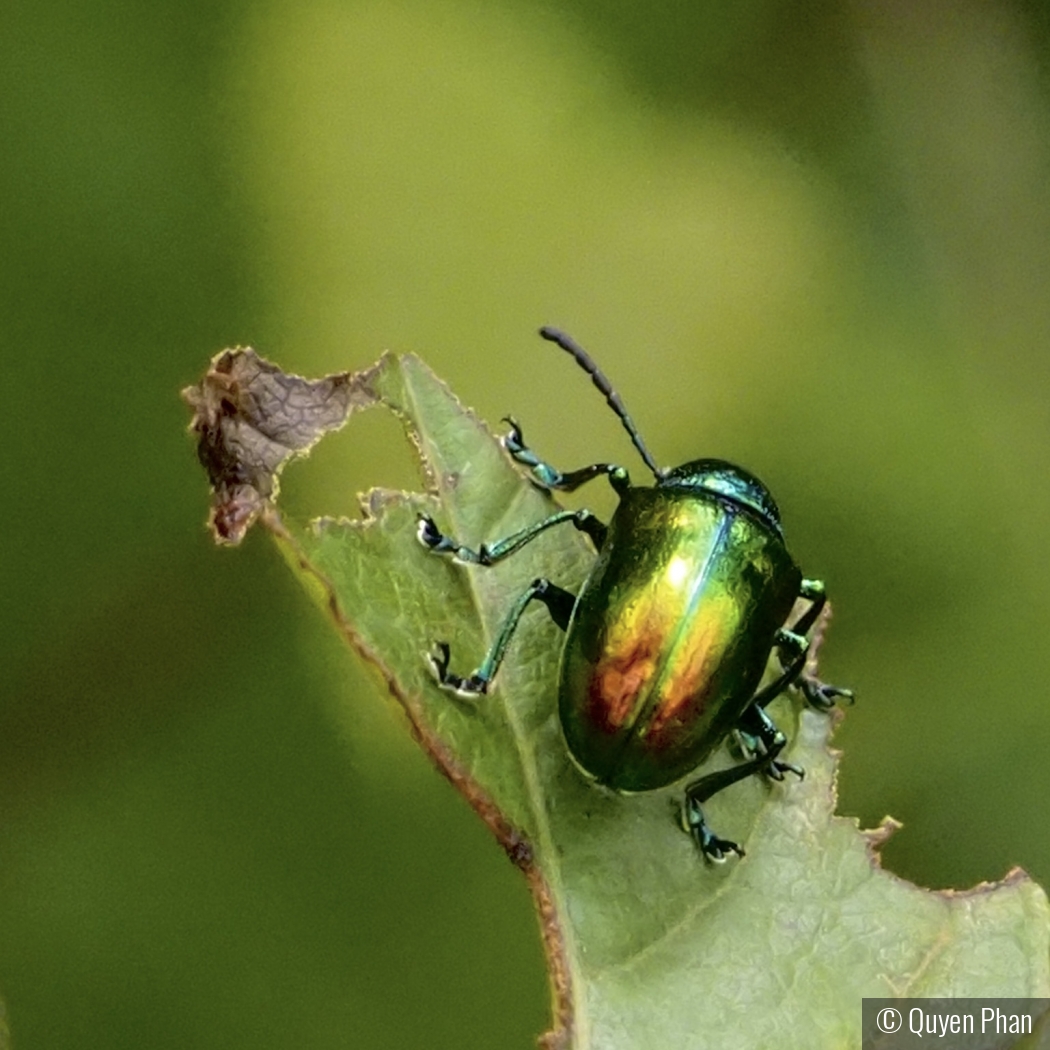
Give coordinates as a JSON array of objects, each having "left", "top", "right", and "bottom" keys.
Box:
[{"left": 3, "top": 0, "right": 1050, "bottom": 1046}]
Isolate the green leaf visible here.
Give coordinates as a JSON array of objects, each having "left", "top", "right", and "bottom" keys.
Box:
[{"left": 185, "top": 350, "right": 1050, "bottom": 1050}]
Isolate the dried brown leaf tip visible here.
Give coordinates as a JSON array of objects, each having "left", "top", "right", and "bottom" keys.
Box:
[{"left": 181, "top": 348, "right": 367, "bottom": 544}]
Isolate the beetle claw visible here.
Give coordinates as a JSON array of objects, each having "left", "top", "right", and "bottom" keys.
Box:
[
  {"left": 500, "top": 416, "right": 525, "bottom": 454},
  {"left": 681, "top": 797, "right": 745, "bottom": 862},
  {"left": 427, "top": 640, "right": 451, "bottom": 677},
  {"left": 417, "top": 514, "right": 463, "bottom": 558},
  {"left": 417, "top": 513, "right": 442, "bottom": 550},
  {"left": 771, "top": 759, "right": 805, "bottom": 781},
  {"left": 800, "top": 676, "right": 854, "bottom": 710},
  {"left": 700, "top": 833, "right": 745, "bottom": 863}
]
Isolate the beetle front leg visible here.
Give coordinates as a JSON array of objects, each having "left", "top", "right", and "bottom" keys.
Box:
[
  {"left": 502, "top": 417, "right": 632, "bottom": 498},
  {"left": 418, "top": 506, "right": 607, "bottom": 562},
  {"left": 429, "top": 577, "right": 576, "bottom": 697},
  {"left": 681, "top": 740, "right": 785, "bottom": 861}
]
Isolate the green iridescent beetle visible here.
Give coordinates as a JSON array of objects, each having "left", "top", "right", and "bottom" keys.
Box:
[{"left": 418, "top": 327, "right": 852, "bottom": 861}]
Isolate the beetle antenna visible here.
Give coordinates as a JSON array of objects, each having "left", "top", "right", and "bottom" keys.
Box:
[{"left": 538, "top": 326, "right": 665, "bottom": 479}]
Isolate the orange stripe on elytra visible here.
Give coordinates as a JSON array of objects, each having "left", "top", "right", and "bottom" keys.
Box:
[
  {"left": 586, "top": 584, "right": 674, "bottom": 733},
  {"left": 645, "top": 593, "right": 738, "bottom": 735}
]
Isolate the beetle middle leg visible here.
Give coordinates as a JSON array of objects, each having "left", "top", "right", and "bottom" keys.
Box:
[
  {"left": 684, "top": 661, "right": 808, "bottom": 861},
  {"left": 685, "top": 645, "right": 815, "bottom": 860},
  {"left": 429, "top": 578, "right": 575, "bottom": 697}
]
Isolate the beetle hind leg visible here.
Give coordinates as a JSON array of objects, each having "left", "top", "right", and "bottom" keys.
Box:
[
  {"left": 681, "top": 800, "right": 744, "bottom": 864},
  {"left": 418, "top": 507, "right": 607, "bottom": 563},
  {"left": 428, "top": 578, "right": 576, "bottom": 697},
  {"left": 681, "top": 740, "right": 785, "bottom": 862}
]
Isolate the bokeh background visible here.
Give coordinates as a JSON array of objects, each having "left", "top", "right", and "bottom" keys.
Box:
[{"left": 3, "top": 0, "right": 1050, "bottom": 1046}]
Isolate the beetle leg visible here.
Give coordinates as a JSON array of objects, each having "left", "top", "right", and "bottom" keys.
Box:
[
  {"left": 770, "top": 627, "right": 853, "bottom": 711},
  {"left": 681, "top": 740, "right": 785, "bottom": 862},
  {"left": 739, "top": 630, "right": 815, "bottom": 780},
  {"left": 501, "top": 417, "right": 632, "bottom": 498},
  {"left": 418, "top": 508, "right": 607, "bottom": 562},
  {"left": 737, "top": 704, "right": 804, "bottom": 782},
  {"left": 793, "top": 578, "right": 827, "bottom": 634},
  {"left": 428, "top": 578, "right": 576, "bottom": 696},
  {"left": 755, "top": 629, "right": 808, "bottom": 710},
  {"left": 777, "top": 580, "right": 856, "bottom": 710}
]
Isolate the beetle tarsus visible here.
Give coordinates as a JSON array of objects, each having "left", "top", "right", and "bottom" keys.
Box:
[
  {"left": 770, "top": 759, "right": 805, "bottom": 781},
  {"left": 500, "top": 414, "right": 627, "bottom": 497},
  {"left": 428, "top": 642, "right": 488, "bottom": 697},
  {"left": 799, "top": 675, "right": 854, "bottom": 710},
  {"left": 416, "top": 513, "right": 439, "bottom": 548},
  {"left": 735, "top": 736, "right": 804, "bottom": 782},
  {"left": 417, "top": 513, "right": 459, "bottom": 556},
  {"left": 500, "top": 417, "right": 563, "bottom": 490},
  {"left": 702, "top": 834, "right": 745, "bottom": 863},
  {"left": 500, "top": 416, "right": 526, "bottom": 455},
  {"left": 682, "top": 796, "right": 745, "bottom": 862}
]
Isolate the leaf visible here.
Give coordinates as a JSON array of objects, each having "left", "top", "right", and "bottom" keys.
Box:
[
  {"left": 185, "top": 349, "right": 1050, "bottom": 1050},
  {"left": 181, "top": 347, "right": 374, "bottom": 544}
]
